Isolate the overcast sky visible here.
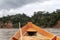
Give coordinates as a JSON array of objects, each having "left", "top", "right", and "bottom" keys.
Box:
[{"left": 0, "top": 0, "right": 60, "bottom": 17}]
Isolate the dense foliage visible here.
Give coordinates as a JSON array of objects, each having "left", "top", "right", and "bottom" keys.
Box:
[{"left": 0, "top": 9, "right": 60, "bottom": 28}]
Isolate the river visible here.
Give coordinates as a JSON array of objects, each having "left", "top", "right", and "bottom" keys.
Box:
[{"left": 0, "top": 28, "right": 60, "bottom": 40}]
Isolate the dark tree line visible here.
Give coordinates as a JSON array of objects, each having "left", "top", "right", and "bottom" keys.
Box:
[{"left": 0, "top": 9, "right": 60, "bottom": 28}]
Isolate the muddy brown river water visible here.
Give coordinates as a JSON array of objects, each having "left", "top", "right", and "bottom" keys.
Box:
[{"left": 0, "top": 28, "right": 60, "bottom": 40}]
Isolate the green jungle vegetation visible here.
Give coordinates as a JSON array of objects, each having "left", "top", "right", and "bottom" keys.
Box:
[{"left": 0, "top": 9, "right": 60, "bottom": 28}]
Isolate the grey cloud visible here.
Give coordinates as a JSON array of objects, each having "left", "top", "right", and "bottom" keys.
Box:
[{"left": 0, "top": 0, "right": 48, "bottom": 10}]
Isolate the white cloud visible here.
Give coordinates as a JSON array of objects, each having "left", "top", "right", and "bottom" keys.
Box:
[{"left": 0, "top": 0, "right": 60, "bottom": 17}]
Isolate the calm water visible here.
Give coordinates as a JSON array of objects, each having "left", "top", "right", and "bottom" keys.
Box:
[
  {"left": 0, "top": 28, "right": 60, "bottom": 40},
  {"left": 0, "top": 29, "right": 18, "bottom": 40}
]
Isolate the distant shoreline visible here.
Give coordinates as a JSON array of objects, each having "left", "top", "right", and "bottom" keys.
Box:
[{"left": 0, "top": 28, "right": 60, "bottom": 29}]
